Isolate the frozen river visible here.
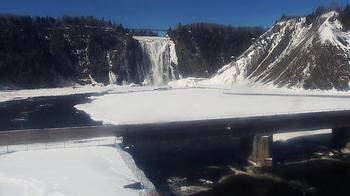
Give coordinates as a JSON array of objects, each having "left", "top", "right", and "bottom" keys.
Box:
[{"left": 75, "top": 87, "right": 350, "bottom": 125}]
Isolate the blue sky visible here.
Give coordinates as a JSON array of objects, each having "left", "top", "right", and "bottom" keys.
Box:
[{"left": 0, "top": 0, "right": 349, "bottom": 28}]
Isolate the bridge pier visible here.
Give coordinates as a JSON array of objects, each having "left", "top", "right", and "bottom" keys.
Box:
[
  {"left": 332, "top": 127, "right": 350, "bottom": 150},
  {"left": 244, "top": 135, "right": 273, "bottom": 167}
]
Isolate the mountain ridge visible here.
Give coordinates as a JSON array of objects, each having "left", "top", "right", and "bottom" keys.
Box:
[{"left": 208, "top": 11, "right": 350, "bottom": 91}]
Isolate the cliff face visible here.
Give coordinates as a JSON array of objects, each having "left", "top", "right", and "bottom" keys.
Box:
[
  {"left": 0, "top": 15, "right": 145, "bottom": 89},
  {"left": 208, "top": 12, "right": 350, "bottom": 91},
  {"left": 8, "top": 13, "right": 350, "bottom": 91},
  {"left": 168, "top": 23, "right": 265, "bottom": 78},
  {"left": 0, "top": 16, "right": 266, "bottom": 89}
]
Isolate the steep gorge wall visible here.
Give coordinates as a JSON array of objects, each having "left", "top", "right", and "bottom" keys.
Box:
[
  {"left": 0, "top": 16, "right": 264, "bottom": 89},
  {"left": 168, "top": 23, "right": 265, "bottom": 78},
  {"left": 0, "top": 16, "right": 147, "bottom": 89}
]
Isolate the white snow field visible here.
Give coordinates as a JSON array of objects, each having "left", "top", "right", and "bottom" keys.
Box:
[
  {"left": 0, "top": 146, "right": 143, "bottom": 196},
  {"left": 75, "top": 87, "right": 350, "bottom": 125}
]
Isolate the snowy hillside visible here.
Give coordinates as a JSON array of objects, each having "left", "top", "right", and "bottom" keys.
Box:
[{"left": 207, "top": 11, "right": 350, "bottom": 90}]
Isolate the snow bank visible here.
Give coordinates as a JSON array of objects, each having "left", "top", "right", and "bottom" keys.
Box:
[
  {"left": 168, "top": 77, "right": 203, "bottom": 88},
  {"left": 0, "top": 137, "right": 118, "bottom": 155},
  {"left": 0, "top": 146, "right": 142, "bottom": 196},
  {"left": 75, "top": 88, "right": 350, "bottom": 125}
]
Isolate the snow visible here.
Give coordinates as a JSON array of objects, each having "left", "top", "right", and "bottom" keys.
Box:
[
  {"left": 0, "top": 85, "right": 109, "bottom": 103},
  {"left": 205, "top": 11, "right": 350, "bottom": 89},
  {"left": 273, "top": 129, "right": 332, "bottom": 142},
  {"left": 204, "top": 16, "right": 312, "bottom": 87},
  {"left": 319, "top": 11, "right": 350, "bottom": 51},
  {"left": 0, "top": 85, "right": 161, "bottom": 103},
  {"left": 168, "top": 77, "right": 203, "bottom": 88},
  {"left": 0, "top": 137, "right": 118, "bottom": 155},
  {"left": 0, "top": 146, "right": 142, "bottom": 196},
  {"left": 75, "top": 87, "right": 350, "bottom": 125}
]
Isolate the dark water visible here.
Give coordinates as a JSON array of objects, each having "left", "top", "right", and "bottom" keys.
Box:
[
  {"left": 124, "top": 131, "right": 350, "bottom": 196},
  {"left": 188, "top": 135, "right": 350, "bottom": 196},
  {"left": 1, "top": 95, "right": 350, "bottom": 196},
  {"left": 0, "top": 94, "right": 101, "bottom": 131}
]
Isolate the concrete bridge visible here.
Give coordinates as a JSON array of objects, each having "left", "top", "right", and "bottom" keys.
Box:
[{"left": 1, "top": 109, "right": 350, "bottom": 166}]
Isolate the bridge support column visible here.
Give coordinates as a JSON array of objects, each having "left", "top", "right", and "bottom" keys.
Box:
[
  {"left": 332, "top": 128, "right": 350, "bottom": 150},
  {"left": 248, "top": 135, "right": 273, "bottom": 167}
]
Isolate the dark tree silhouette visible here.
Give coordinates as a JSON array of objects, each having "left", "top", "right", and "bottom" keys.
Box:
[{"left": 168, "top": 23, "right": 265, "bottom": 77}]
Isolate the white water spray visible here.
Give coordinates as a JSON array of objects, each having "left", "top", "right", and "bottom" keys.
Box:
[{"left": 134, "top": 36, "right": 178, "bottom": 85}]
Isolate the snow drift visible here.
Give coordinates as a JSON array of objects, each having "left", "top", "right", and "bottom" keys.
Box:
[{"left": 0, "top": 146, "right": 142, "bottom": 196}]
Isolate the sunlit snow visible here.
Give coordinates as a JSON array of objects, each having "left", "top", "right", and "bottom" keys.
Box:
[
  {"left": 75, "top": 87, "right": 350, "bottom": 125},
  {"left": 0, "top": 146, "right": 141, "bottom": 196}
]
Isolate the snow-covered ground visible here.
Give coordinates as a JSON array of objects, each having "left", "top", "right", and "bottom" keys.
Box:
[
  {"left": 0, "top": 137, "right": 118, "bottom": 155},
  {"left": 0, "top": 85, "right": 109, "bottom": 103},
  {"left": 75, "top": 87, "right": 350, "bottom": 125},
  {"left": 2, "top": 76, "right": 350, "bottom": 104},
  {"left": 0, "top": 146, "right": 142, "bottom": 196},
  {"left": 0, "top": 85, "right": 161, "bottom": 103}
]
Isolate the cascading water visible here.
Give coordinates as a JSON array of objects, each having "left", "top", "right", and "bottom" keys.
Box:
[
  {"left": 134, "top": 36, "right": 179, "bottom": 86},
  {"left": 107, "top": 52, "right": 117, "bottom": 85}
]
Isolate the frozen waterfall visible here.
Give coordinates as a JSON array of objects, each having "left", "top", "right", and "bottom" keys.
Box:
[{"left": 134, "top": 36, "right": 179, "bottom": 85}]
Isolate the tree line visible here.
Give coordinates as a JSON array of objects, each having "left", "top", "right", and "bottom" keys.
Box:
[
  {"left": 0, "top": 15, "right": 150, "bottom": 88},
  {"left": 168, "top": 23, "right": 265, "bottom": 77}
]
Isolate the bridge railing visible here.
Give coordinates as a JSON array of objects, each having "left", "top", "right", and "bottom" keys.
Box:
[
  {"left": 0, "top": 136, "right": 118, "bottom": 155},
  {"left": 0, "top": 127, "right": 158, "bottom": 196},
  {"left": 0, "top": 126, "right": 118, "bottom": 153}
]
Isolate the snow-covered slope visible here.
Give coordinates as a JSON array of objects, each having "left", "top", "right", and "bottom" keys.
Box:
[{"left": 207, "top": 11, "right": 350, "bottom": 90}]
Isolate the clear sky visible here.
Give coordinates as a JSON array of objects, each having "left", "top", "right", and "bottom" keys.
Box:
[{"left": 0, "top": 0, "right": 349, "bottom": 29}]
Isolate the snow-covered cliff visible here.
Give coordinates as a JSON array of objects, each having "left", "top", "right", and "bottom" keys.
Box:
[{"left": 207, "top": 12, "right": 350, "bottom": 90}]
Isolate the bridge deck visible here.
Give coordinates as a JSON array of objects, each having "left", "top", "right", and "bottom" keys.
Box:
[{"left": 1, "top": 109, "right": 350, "bottom": 146}]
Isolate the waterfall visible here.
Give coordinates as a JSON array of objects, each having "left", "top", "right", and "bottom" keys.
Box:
[
  {"left": 134, "top": 36, "right": 179, "bottom": 85},
  {"left": 107, "top": 51, "right": 117, "bottom": 85},
  {"left": 108, "top": 71, "right": 117, "bottom": 85}
]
